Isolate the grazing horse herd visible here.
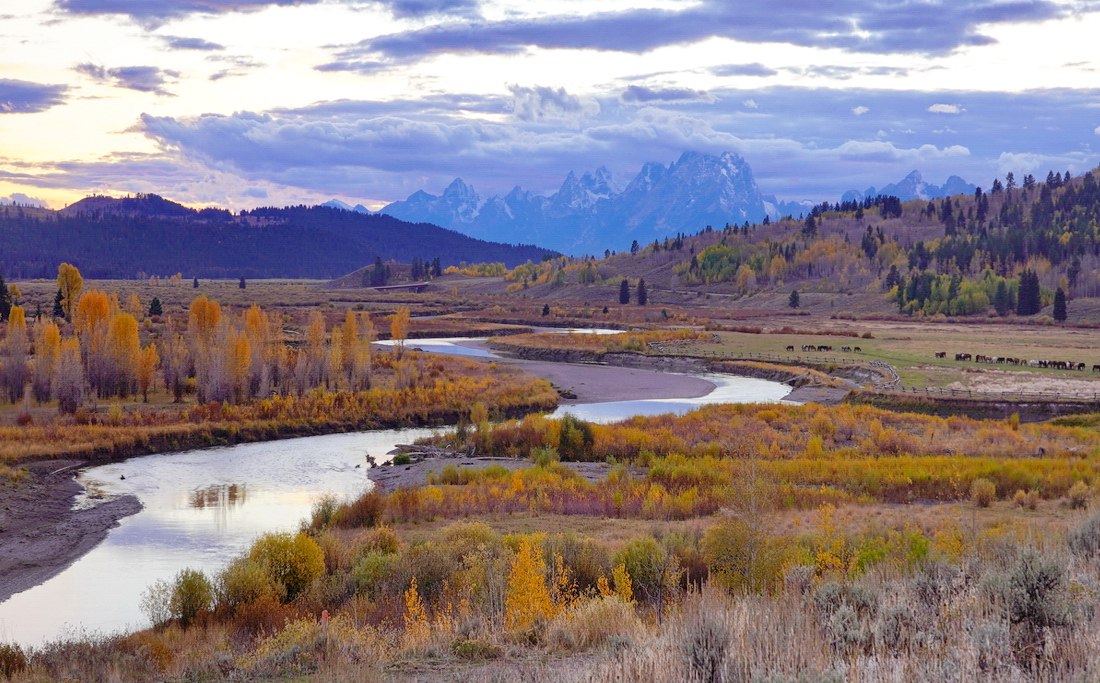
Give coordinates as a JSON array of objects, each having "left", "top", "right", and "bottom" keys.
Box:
[
  {"left": 786, "top": 344, "right": 863, "bottom": 353},
  {"left": 935, "top": 351, "right": 1098, "bottom": 372}
]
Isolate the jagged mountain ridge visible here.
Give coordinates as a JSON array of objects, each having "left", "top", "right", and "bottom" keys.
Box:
[
  {"left": 381, "top": 151, "right": 776, "bottom": 254},
  {"left": 842, "top": 170, "right": 975, "bottom": 204}
]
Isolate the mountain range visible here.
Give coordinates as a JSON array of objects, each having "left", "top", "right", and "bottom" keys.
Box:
[
  {"left": 367, "top": 153, "right": 972, "bottom": 255},
  {"left": 0, "top": 194, "right": 553, "bottom": 279},
  {"left": 842, "top": 170, "right": 976, "bottom": 204},
  {"left": 379, "top": 152, "right": 811, "bottom": 255}
]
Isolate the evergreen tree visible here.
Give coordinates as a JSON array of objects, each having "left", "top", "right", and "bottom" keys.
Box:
[
  {"left": 884, "top": 264, "right": 901, "bottom": 291},
  {"left": 541, "top": 304, "right": 550, "bottom": 316},
  {"left": 52, "top": 288, "right": 64, "bottom": 318},
  {"left": 636, "top": 278, "right": 648, "bottom": 306},
  {"left": 788, "top": 290, "right": 800, "bottom": 309},
  {"left": 1016, "top": 270, "right": 1042, "bottom": 316},
  {"left": 149, "top": 297, "right": 163, "bottom": 317},
  {"left": 630, "top": 239, "right": 640, "bottom": 255},
  {"left": 1053, "top": 287, "right": 1067, "bottom": 322},
  {"left": 193, "top": 277, "right": 199, "bottom": 288},
  {"left": 239, "top": 276, "right": 246, "bottom": 289},
  {"left": 0, "top": 275, "right": 9, "bottom": 321},
  {"left": 993, "top": 281, "right": 1010, "bottom": 316},
  {"left": 618, "top": 279, "right": 630, "bottom": 305},
  {"left": 431, "top": 257, "right": 442, "bottom": 277}
]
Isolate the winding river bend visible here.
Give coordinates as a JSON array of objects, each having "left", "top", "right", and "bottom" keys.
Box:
[{"left": 0, "top": 336, "right": 790, "bottom": 646}]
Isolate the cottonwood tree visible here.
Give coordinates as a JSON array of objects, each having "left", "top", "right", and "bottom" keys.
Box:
[
  {"left": 106, "top": 312, "right": 140, "bottom": 397},
  {"left": 390, "top": 306, "right": 410, "bottom": 358},
  {"left": 56, "top": 263, "right": 83, "bottom": 321},
  {"left": 75, "top": 290, "right": 114, "bottom": 397},
  {"left": 1, "top": 306, "right": 28, "bottom": 401},
  {"left": 53, "top": 338, "right": 85, "bottom": 414},
  {"left": 161, "top": 330, "right": 190, "bottom": 403},
  {"left": 32, "top": 320, "right": 61, "bottom": 403},
  {"left": 136, "top": 343, "right": 160, "bottom": 402}
]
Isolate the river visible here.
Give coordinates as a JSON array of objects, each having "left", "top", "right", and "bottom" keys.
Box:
[{"left": 0, "top": 334, "right": 789, "bottom": 646}]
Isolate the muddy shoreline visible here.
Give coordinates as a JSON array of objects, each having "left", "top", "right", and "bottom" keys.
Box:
[{"left": 0, "top": 460, "right": 142, "bottom": 603}]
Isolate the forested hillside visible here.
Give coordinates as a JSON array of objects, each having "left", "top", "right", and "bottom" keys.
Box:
[
  {"left": 0, "top": 196, "right": 554, "bottom": 279},
  {"left": 470, "top": 167, "right": 1100, "bottom": 321}
]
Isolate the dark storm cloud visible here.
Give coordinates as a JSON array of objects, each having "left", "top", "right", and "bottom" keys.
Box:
[
  {"left": 0, "top": 79, "right": 67, "bottom": 113},
  {"left": 75, "top": 63, "right": 179, "bottom": 95},
  {"left": 320, "top": 0, "right": 1084, "bottom": 73}
]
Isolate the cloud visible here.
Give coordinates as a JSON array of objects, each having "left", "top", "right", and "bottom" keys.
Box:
[
  {"left": 53, "top": 0, "right": 480, "bottom": 26},
  {"left": 0, "top": 79, "right": 67, "bottom": 113},
  {"left": 928, "top": 103, "right": 964, "bottom": 114},
  {"left": 742, "top": 99, "right": 758, "bottom": 109},
  {"left": 54, "top": 0, "right": 328, "bottom": 26},
  {"left": 1094, "top": 125, "right": 1100, "bottom": 135},
  {"left": 385, "top": 0, "right": 480, "bottom": 19},
  {"left": 10, "top": 85, "right": 1097, "bottom": 210},
  {"left": 320, "top": 0, "right": 1086, "bottom": 72},
  {"left": 621, "top": 85, "right": 714, "bottom": 104},
  {"left": 162, "top": 36, "right": 224, "bottom": 50},
  {"left": 852, "top": 106, "right": 870, "bottom": 116},
  {"left": 75, "top": 63, "right": 179, "bottom": 95},
  {"left": 508, "top": 85, "right": 599, "bottom": 124},
  {"left": 711, "top": 63, "right": 777, "bottom": 77},
  {"left": 0, "top": 193, "right": 47, "bottom": 207}
]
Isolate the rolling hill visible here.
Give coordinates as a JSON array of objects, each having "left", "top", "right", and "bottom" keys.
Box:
[{"left": 0, "top": 195, "right": 555, "bottom": 280}]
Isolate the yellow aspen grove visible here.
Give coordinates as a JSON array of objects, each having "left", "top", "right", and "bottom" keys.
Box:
[
  {"left": 1, "top": 306, "right": 29, "bottom": 402},
  {"left": 53, "top": 338, "right": 84, "bottom": 414},
  {"left": 305, "top": 311, "right": 326, "bottom": 388},
  {"left": 339, "top": 309, "right": 357, "bottom": 384},
  {"left": 229, "top": 330, "right": 251, "bottom": 402},
  {"left": 505, "top": 537, "right": 555, "bottom": 631},
  {"left": 136, "top": 343, "right": 160, "bottom": 402},
  {"left": 188, "top": 296, "right": 223, "bottom": 402},
  {"left": 243, "top": 304, "right": 273, "bottom": 396},
  {"left": 76, "top": 292, "right": 114, "bottom": 397},
  {"left": 125, "top": 293, "right": 143, "bottom": 320},
  {"left": 326, "top": 338, "right": 343, "bottom": 390},
  {"left": 106, "top": 312, "right": 140, "bottom": 397},
  {"left": 31, "top": 320, "right": 61, "bottom": 403},
  {"left": 56, "top": 262, "right": 83, "bottom": 320},
  {"left": 7, "top": 284, "right": 21, "bottom": 305},
  {"left": 188, "top": 296, "right": 222, "bottom": 346},
  {"left": 161, "top": 331, "right": 189, "bottom": 403},
  {"left": 390, "top": 306, "right": 410, "bottom": 358},
  {"left": 354, "top": 312, "right": 374, "bottom": 390}
]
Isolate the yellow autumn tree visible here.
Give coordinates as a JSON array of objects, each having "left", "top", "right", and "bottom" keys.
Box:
[
  {"left": 125, "top": 293, "right": 143, "bottom": 320},
  {"left": 505, "top": 536, "right": 554, "bottom": 631},
  {"left": 136, "top": 343, "right": 160, "bottom": 402},
  {"left": 229, "top": 329, "right": 251, "bottom": 402},
  {"left": 1, "top": 306, "right": 29, "bottom": 402},
  {"left": 106, "top": 312, "right": 140, "bottom": 397},
  {"left": 57, "top": 263, "right": 83, "bottom": 321},
  {"left": 31, "top": 320, "right": 61, "bottom": 403},
  {"left": 390, "top": 306, "right": 410, "bottom": 358},
  {"left": 53, "top": 337, "right": 84, "bottom": 413}
]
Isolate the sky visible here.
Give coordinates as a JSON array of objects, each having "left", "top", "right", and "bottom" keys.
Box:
[{"left": 2, "top": 0, "right": 1100, "bottom": 211}]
